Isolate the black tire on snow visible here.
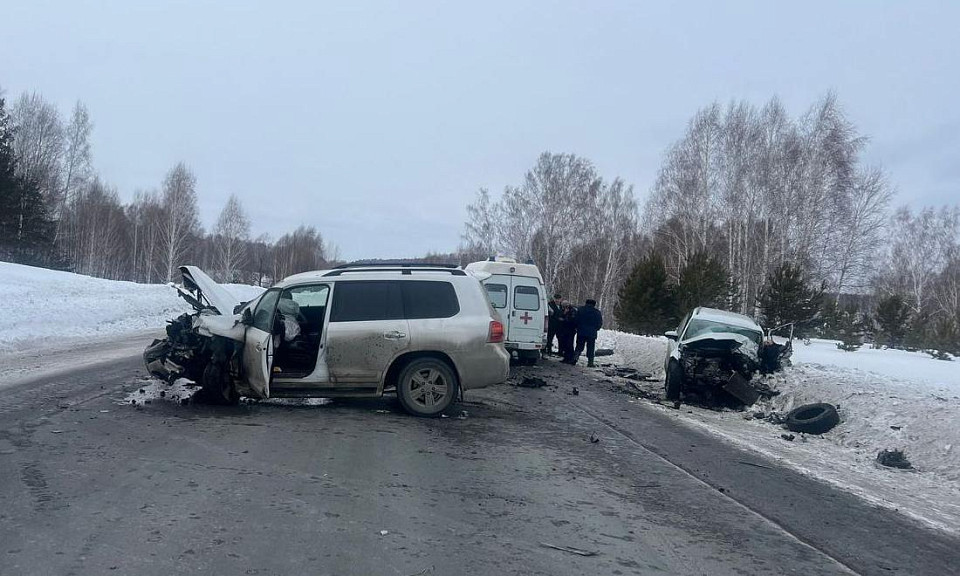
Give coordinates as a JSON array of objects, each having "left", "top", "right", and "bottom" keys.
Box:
[
  {"left": 396, "top": 358, "right": 458, "bottom": 417},
  {"left": 665, "top": 361, "right": 683, "bottom": 401},
  {"left": 784, "top": 403, "right": 839, "bottom": 435},
  {"left": 201, "top": 362, "right": 239, "bottom": 405}
]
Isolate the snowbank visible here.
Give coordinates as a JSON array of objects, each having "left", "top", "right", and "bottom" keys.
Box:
[
  {"left": 599, "top": 328, "right": 960, "bottom": 534},
  {"left": 0, "top": 262, "right": 264, "bottom": 353}
]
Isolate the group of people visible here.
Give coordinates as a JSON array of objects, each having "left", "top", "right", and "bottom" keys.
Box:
[{"left": 545, "top": 294, "right": 604, "bottom": 367}]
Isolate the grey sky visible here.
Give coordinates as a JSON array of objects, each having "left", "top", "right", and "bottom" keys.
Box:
[{"left": 2, "top": 1, "right": 957, "bottom": 260}]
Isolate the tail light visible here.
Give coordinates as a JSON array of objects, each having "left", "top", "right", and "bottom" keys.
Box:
[{"left": 488, "top": 320, "right": 505, "bottom": 343}]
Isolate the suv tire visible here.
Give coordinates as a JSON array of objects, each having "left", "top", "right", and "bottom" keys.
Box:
[
  {"left": 201, "top": 362, "right": 239, "bottom": 406},
  {"left": 397, "top": 358, "right": 457, "bottom": 417},
  {"left": 665, "top": 361, "right": 683, "bottom": 401}
]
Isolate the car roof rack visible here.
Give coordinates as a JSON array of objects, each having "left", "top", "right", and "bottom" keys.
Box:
[
  {"left": 333, "top": 262, "right": 460, "bottom": 269},
  {"left": 322, "top": 266, "right": 466, "bottom": 277}
]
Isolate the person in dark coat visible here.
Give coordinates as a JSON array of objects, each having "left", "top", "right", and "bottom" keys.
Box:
[
  {"left": 557, "top": 301, "right": 578, "bottom": 362},
  {"left": 545, "top": 293, "right": 563, "bottom": 355},
  {"left": 572, "top": 299, "right": 603, "bottom": 367}
]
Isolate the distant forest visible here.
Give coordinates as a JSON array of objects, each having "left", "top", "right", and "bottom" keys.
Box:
[
  {"left": 460, "top": 95, "right": 959, "bottom": 353},
  {"left": 1, "top": 85, "right": 957, "bottom": 353}
]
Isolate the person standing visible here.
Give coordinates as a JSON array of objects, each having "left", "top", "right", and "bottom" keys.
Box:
[
  {"left": 573, "top": 299, "right": 603, "bottom": 367},
  {"left": 546, "top": 293, "right": 562, "bottom": 355},
  {"left": 558, "top": 301, "right": 578, "bottom": 363}
]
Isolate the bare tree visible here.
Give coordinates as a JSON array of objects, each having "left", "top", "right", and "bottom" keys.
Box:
[
  {"left": 158, "top": 162, "right": 200, "bottom": 281},
  {"left": 11, "top": 92, "right": 64, "bottom": 207},
  {"left": 214, "top": 194, "right": 250, "bottom": 282},
  {"left": 461, "top": 188, "right": 499, "bottom": 257},
  {"left": 56, "top": 101, "right": 93, "bottom": 244}
]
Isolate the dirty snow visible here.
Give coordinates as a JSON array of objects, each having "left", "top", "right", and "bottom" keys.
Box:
[
  {"left": 121, "top": 377, "right": 333, "bottom": 408},
  {"left": 599, "top": 328, "right": 960, "bottom": 535},
  {"left": 0, "top": 261, "right": 264, "bottom": 353}
]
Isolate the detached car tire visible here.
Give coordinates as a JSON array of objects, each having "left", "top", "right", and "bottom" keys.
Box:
[
  {"left": 665, "top": 361, "right": 683, "bottom": 401},
  {"left": 784, "top": 403, "right": 839, "bottom": 435},
  {"left": 397, "top": 358, "right": 457, "bottom": 417}
]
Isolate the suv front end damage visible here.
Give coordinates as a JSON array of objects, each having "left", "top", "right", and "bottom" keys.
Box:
[{"left": 143, "top": 266, "right": 253, "bottom": 403}]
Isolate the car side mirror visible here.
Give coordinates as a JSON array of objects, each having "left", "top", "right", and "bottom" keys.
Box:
[
  {"left": 241, "top": 308, "right": 254, "bottom": 325},
  {"left": 664, "top": 330, "right": 678, "bottom": 341}
]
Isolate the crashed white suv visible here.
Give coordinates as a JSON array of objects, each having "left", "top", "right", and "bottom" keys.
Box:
[{"left": 145, "top": 264, "right": 511, "bottom": 416}]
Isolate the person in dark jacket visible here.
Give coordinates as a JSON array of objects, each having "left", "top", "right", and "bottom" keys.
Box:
[
  {"left": 545, "top": 293, "right": 562, "bottom": 355},
  {"left": 557, "top": 301, "right": 578, "bottom": 362},
  {"left": 572, "top": 299, "right": 603, "bottom": 367}
]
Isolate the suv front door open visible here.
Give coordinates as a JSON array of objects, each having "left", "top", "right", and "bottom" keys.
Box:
[
  {"left": 325, "top": 281, "right": 409, "bottom": 384},
  {"left": 242, "top": 287, "right": 281, "bottom": 398}
]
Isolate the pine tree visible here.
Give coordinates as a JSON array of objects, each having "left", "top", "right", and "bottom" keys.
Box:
[
  {"left": 615, "top": 253, "right": 677, "bottom": 335},
  {"left": 673, "top": 251, "right": 734, "bottom": 315},
  {"left": 874, "top": 294, "right": 911, "bottom": 348},
  {"left": 757, "top": 262, "right": 825, "bottom": 336}
]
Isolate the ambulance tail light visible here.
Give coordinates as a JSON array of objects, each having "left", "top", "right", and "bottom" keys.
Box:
[{"left": 488, "top": 320, "right": 505, "bottom": 343}]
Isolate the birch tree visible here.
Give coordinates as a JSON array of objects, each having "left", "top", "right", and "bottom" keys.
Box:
[
  {"left": 159, "top": 162, "right": 200, "bottom": 281},
  {"left": 214, "top": 193, "right": 250, "bottom": 282}
]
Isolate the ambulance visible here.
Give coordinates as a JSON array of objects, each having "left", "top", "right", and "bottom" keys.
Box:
[{"left": 464, "top": 258, "right": 547, "bottom": 364}]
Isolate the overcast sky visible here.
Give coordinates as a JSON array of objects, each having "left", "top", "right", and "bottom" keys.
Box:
[{"left": 2, "top": 1, "right": 958, "bottom": 260}]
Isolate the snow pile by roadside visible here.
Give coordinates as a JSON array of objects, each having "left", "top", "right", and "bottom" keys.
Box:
[
  {"left": 601, "top": 328, "right": 960, "bottom": 534},
  {"left": 793, "top": 338, "right": 957, "bottom": 386},
  {"left": 0, "top": 261, "right": 264, "bottom": 352},
  {"left": 596, "top": 330, "right": 667, "bottom": 376}
]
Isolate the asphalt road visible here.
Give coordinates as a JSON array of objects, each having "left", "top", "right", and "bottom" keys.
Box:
[{"left": 1, "top": 337, "right": 958, "bottom": 576}]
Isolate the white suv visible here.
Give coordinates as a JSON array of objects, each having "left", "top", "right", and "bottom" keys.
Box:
[{"left": 145, "top": 264, "right": 511, "bottom": 416}]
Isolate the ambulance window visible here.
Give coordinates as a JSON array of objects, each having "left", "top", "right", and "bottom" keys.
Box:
[
  {"left": 514, "top": 285, "right": 540, "bottom": 311},
  {"left": 485, "top": 284, "right": 507, "bottom": 308}
]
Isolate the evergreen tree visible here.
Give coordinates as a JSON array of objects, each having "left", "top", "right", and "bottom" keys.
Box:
[
  {"left": 757, "top": 262, "right": 825, "bottom": 336},
  {"left": 874, "top": 294, "right": 911, "bottom": 348},
  {"left": 615, "top": 253, "right": 677, "bottom": 335},
  {"left": 673, "top": 251, "right": 734, "bottom": 315},
  {"left": 0, "top": 94, "right": 56, "bottom": 264}
]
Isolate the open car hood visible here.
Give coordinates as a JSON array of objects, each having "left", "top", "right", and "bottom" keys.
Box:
[{"left": 175, "top": 265, "right": 239, "bottom": 316}]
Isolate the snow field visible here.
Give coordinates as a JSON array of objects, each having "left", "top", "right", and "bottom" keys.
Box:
[{"left": 0, "top": 261, "right": 264, "bottom": 352}]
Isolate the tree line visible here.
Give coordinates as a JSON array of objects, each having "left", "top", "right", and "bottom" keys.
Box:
[
  {"left": 461, "top": 94, "right": 960, "bottom": 355},
  {"left": 0, "top": 87, "right": 336, "bottom": 284}
]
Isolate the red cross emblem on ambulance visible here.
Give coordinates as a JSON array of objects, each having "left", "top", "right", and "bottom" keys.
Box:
[{"left": 519, "top": 312, "right": 533, "bottom": 325}]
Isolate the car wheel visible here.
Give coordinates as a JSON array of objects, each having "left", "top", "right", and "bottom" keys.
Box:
[
  {"left": 665, "top": 361, "right": 683, "bottom": 401},
  {"left": 397, "top": 358, "right": 457, "bottom": 417},
  {"left": 202, "top": 362, "right": 239, "bottom": 405}
]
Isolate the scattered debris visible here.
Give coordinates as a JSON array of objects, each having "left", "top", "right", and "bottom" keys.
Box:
[
  {"left": 784, "top": 403, "right": 840, "bottom": 435},
  {"left": 379, "top": 530, "right": 390, "bottom": 536},
  {"left": 594, "top": 348, "right": 615, "bottom": 357},
  {"left": 877, "top": 449, "right": 913, "bottom": 469},
  {"left": 374, "top": 409, "right": 390, "bottom": 414},
  {"left": 457, "top": 410, "right": 469, "bottom": 420},
  {"left": 601, "top": 367, "right": 653, "bottom": 381},
  {"left": 781, "top": 433, "right": 795, "bottom": 441},
  {"left": 518, "top": 376, "right": 548, "bottom": 388},
  {"left": 890, "top": 425, "right": 902, "bottom": 431},
  {"left": 589, "top": 432, "right": 600, "bottom": 443},
  {"left": 539, "top": 542, "right": 597, "bottom": 557},
  {"left": 50, "top": 430, "right": 63, "bottom": 434},
  {"left": 571, "top": 387, "right": 579, "bottom": 396},
  {"left": 737, "top": 460, "right": 773, "bottom": 470}
]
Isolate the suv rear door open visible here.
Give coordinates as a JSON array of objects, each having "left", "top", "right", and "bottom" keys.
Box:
[{"left": 325, "top": 281, "right": 409, "bottom": 385}]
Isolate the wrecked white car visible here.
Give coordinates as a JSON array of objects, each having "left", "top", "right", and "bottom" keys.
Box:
[
  {"left": 663, "top": 307, "right": 791, "bottom": 406},
  {"left": 144, "top": 264, "right": 511, "bottom": 416}
]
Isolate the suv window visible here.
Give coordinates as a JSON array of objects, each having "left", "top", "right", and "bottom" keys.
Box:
[
  {"left": 684, "top": 318, "right": 762, "bottom": 345},
  {"left": 402, "top": 281, "right": 459, "bottom": 319},
  {"left": 485, "top": 283, "right": 507, "bottom": 308},
  {"left": 253, "top": 288, "right": 281, "bottom": 331},
  {"left": 330, "top": 281, "right": 403, "bottom": 322},
  {"left": 514, "top": 285, "right": 540, "bottom": 311}
]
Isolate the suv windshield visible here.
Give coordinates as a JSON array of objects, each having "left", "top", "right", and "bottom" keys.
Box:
[{"left": 683, "top": 318, "right": 762, "bottom": 345}]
